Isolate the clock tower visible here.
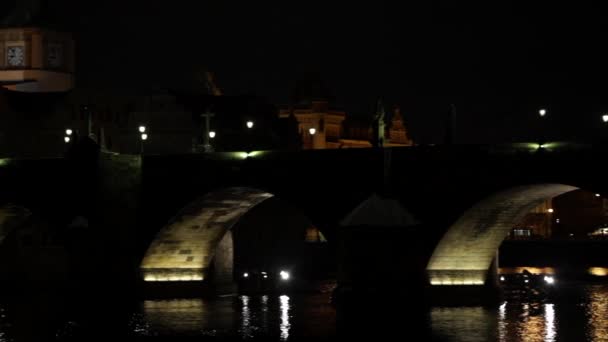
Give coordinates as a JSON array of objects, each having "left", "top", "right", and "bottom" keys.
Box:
[{"left": 0, "top": 0, "right": 74, "bottom": 92}]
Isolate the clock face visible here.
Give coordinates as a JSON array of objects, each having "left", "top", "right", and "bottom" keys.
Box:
[
  {"left": 47, "top": 44, "right": 63, "bottom": 68},
  {"left": 7, "top": 46, "right": 25, "bottom": 67}
]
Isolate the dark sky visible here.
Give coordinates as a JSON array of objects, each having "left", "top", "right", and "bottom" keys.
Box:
[{"left": 5, "top": 1, "right": 608, "bottom": 143}]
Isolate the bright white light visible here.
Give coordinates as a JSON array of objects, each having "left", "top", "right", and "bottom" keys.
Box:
[
  {"left": 65, "top": 129, "right": 73, "bottom": 136},
  {"left": 538, "top": 144, "right": 545, "bottom": 149},
  {"left": 309, "top": 128, "right": 316, "bottom": 135},
  {"left": 279, "top": 295, "right": 291, "bottom": 341},
  {"left": 263, "top": 275, "right": 268, "bottom": 279},
  {"left": 246, "top": 121, "right": 254, "bottom": 129},
  {"left": 139, "top": 126, "right": 146, "bottom": 133},
  {"left": 141, "top": 133, "right": 148, "bottom": 141},
  {"left": 525, "top": 279, "right": 529, "bottom": 283},
  {"left": 280, "top": 270, "right": 290, "bottom": 281},
  {"left": 544, "top": 276, "right": 555, "bottom": 284},
  {"left": 64, "top": 136, "right": 70, "bottom": 143},
  {"left": 603, "top": 115, "right": 608, "bottom": 123},
  {"left": 243, "top": 272, "right": 249, "bottom": 278},
  {"left": 547, "top": 208, "right": 554, "bottom": 213},
  {"left": 596, "top": 193, "right": 601, "bottom": 197},
  {"left": 209, "top": 131, "right": 216, "bottom": 138},
  {"left": 500, "top": 276, "right": 505, "bottom": 282},
  {"left": 539, "top": 109, "right": 547, "bottom": 117}
]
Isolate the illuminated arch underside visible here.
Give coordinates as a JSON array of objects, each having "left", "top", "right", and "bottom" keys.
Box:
[
  {"left": 427, "top": 184, "right": 577, "bottom": 286},
  {"left": 141, "top": 188, "right": 273, "bottom": 282}
]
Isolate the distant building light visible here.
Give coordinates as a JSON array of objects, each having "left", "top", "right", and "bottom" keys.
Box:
[
  {"left": 538, "top": 144, "right": 545, "bottom": 149},
  {"left": 309, "top": 128, "right": 316, "bottom": 135},
  {"left": 596, "top": 193, "right": 601, "bottom": 198},
  {"left": 556, "top": 218, "right": 560, "bottom": 223},
  {"left": 243, "top": 272, "right": 249, "bottom": 278},
  {"left": 139, "top": 125, "right": 146, "bottom": 133},
  {"left": 246, "top": 121, "right": 254, "bottom": 129},
  {"left": 263, "top": 275, "right": 268, "bottom": 279},
  {"left": 500, "top": 276, "right": 505, "bottom": 282},
  {"left": 544, "top": 276, "right": 555, "bottom": 284},
  {"left": 547, "top": 208, "right": 554, "bottom": 213},
  {"left": 65, "top": 129, "right": 73, "bottom": 136},
  {"left": 141, "top": 133, "right": 148, "bottom": 141},
  {"left": 280, "top": 270, "right": 290, "bottom": 281},
  {"left": 603, "top": 115, "right": 608, "bottom": 123},
  {"left": 209, "top": 131, "right": 216, "bottom": 138},
  {"left": 64, "top": 136, "right": 70, "bottom": 143},
  {"left": 539, "top": 109, "right": 547, "bottom": 117}
]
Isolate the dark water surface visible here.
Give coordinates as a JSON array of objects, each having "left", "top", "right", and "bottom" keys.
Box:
[{"left": 2, "top": 283, "right": 608, "bottom": 341}]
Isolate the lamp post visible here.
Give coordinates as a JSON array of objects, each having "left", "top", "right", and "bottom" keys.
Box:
[
  {"left": 201, "top": 110, "right": 215, "bottom": 152},
  {"left": 64, "top": 128, "right": 72, "bottom": 144},
  {"left": 139, "top": 125, "right": 147, "bottom": 154},
  {"left": 538, "top": 108, "right": 547, "bottom": 145},
  {"left": 308, "top": 127, "right": 316, "bottom": 150}
]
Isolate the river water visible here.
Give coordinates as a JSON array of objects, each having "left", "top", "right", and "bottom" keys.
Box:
[{"left": 2, "top": 283, "right": 608, "bottom": 341}]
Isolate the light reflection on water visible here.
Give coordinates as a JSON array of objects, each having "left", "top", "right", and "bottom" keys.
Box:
[
  {"left": 279, "top": 295, "right": 291, "bottom": 341},
  {"left": 4, "top": 286, "right": 608, "bottom": 340},
  {"left": 586, "top": 285, "right": 608, "bottom": 341}
]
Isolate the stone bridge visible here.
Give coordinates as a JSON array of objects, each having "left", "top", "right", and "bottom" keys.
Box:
[{"left": 0, "top": 142, "right": 605, "bottom": 300}]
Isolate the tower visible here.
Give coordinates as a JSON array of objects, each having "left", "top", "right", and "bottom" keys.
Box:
[{"left": 0, "top": 0, "right": 74, "bottom": 92}]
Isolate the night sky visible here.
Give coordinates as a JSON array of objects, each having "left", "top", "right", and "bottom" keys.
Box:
[{"left": 4, "top": 1, "right": 608, "bottom": 143}]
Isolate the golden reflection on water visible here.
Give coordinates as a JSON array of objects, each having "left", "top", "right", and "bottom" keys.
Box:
[
  {"left": 143, "top": 299, "right": 207, "bottom": 335},
  {"left": 586, "top": 286, "right": 608, "bottom": 341},
  {"left": 496, "top": 303, "right": 556, "bottom": 342}
]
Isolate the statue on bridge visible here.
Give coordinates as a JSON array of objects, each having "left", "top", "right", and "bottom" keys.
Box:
[{"left": 371, "top": 98, "right": 386, "bottom": 148}]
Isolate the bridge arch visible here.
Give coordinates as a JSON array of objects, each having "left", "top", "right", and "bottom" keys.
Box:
[
  {"left": 140, "top": 187, "right": 324, "bottom": 287},
  {"left": 427, "top": 183, "right": 578, "bottom": 286}
]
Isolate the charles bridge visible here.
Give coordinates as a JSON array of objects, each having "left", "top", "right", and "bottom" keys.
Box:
[{"left": 0, "top": 142, "right": 605, "bottom": 302}]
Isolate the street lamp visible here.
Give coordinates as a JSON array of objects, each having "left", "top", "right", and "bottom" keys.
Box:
[
  {"left": 539, "top": 108, "right": 547, "bottom": 117},
  {"left": 602, "top": 115, "right": 608, "bottom": 123},
  {"left": 64, "top": 136, "right": 70, "bottom": 143},
  {"left": 246, "top": 121, "right": 254, "bottom": 129},
  {"left": 65, "top": 129, "right": 73, "bottom": 136},
  {"left": 309, "top": 128, "right": 316, "bottom": 135},
  {"left": 209, "top": 131, "right": 216, "bottom": 139},
  {"left": 139, "top": 124, "right": 148, "bottom": 154}
]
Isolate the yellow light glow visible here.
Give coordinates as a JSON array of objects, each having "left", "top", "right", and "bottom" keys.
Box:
[
  {"left": 430, "top": 279, "right": 485, "bottom": 286},
  {"left": 144, "top": 275, "right": 204, "bottom": 282},
  {"left": 547, "top": 208, "right": 554, "bottom": 213},
  {"left": 499, "top": 267, "right": 555, "bottom": 275},
  {"left": 589, "top": 267, "right": 608, "bottom": 277}
]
